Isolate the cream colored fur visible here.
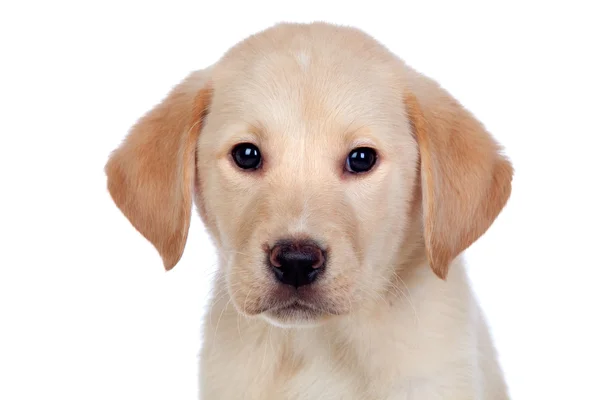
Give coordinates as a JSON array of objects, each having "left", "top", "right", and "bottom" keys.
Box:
[{"left": 105, "top": 22, "right": 512, "bottom": 399}]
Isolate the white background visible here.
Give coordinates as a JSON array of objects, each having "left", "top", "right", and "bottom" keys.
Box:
[{"left": 1, "top": 1, "right": 599, "bottom": 399}]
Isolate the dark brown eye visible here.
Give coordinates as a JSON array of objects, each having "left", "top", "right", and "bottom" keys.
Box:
[
  {"left": 346, "top": 147, "right": 377, "bottom": 173},
  {"left": 232, "top": 143, "right": 261, "bottom": 170}
]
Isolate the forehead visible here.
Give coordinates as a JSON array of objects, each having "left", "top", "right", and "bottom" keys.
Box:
[{"left": 209, "top": 29, "right": 408, "bottom": 144}]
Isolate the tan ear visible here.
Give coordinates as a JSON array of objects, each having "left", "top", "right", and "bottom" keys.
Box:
[
  {"left": 404, "top": 70, "right": 513, "bottom": 280},
  {"left": 105, "top": 70, "right": 212, "bottom": 270}
]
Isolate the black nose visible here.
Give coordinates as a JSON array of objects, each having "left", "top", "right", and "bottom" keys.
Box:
[{"left": 269, "top": 240, "right": 326, "bottom": 288}]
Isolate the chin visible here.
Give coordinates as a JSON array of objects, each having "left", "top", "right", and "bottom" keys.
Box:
[{"left": 261, "top": 303, "right": 331, "bottom": 328}]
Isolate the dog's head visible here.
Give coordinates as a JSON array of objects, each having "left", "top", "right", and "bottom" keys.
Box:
[{"left": 105, "top": 23, "right": 512, "bottom": 327}]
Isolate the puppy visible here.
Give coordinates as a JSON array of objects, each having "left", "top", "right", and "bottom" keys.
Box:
[{"left": 106, "top": 22, "right": 512, "bottom": 399}]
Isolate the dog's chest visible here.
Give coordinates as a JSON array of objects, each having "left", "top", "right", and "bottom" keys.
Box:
[
  {"left": 208, "top": 349, "right": 367, "bottom": 399},
  {"left": 201, "top": 325, "right": 401, "bottom": 400}
]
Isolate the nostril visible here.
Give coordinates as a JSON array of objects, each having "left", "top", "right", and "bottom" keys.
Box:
[
  {"left": 269, "top": 240, "right": 326, "bottom": 288},
  {"left": 269, "top": 245, "right": 283, "bottom": 268},
  {"left": 301, "top": 244, "right": 326, "bottom": 270}
]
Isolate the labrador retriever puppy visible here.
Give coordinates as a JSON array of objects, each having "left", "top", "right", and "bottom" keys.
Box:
[{"left": 105, "top": 22, "right": 512, "bottom": 399}]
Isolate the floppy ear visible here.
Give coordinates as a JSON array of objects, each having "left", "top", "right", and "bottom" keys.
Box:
[
  {"left": 403, "top": 69, "right": 513, "bottom": 280},
  {"left": 105, "top": 70, "right": 212, "bottom": 270}
]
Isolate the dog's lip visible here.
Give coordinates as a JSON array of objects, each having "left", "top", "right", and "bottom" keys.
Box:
[{"left": 269, "top": 299, "right": 319, "bottom": 313}]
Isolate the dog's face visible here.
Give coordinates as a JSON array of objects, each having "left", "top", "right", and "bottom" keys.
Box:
[
  {"left": 105, "top": 23, "right": 512, "bottom": 327},
  {"left": 197, "top": 40, "right": 419, "bottom": 325}
]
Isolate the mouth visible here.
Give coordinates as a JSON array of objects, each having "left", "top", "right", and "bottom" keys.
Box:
[
  {"left": 263, "top": 300, "right": 327, "bottom": 325},
  {"left": 271, "top": 299, "right": 318, "bottom": 313}
]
